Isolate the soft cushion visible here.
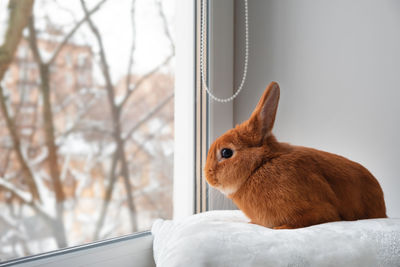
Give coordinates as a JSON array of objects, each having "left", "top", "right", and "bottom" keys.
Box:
[{"left": 151, "top": 210, "right": 400, "bottom": 267}]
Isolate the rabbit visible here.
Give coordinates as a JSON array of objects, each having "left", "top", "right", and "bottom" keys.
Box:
[{"left": 204, "top": 82, "right": 387, "bottom": 229}]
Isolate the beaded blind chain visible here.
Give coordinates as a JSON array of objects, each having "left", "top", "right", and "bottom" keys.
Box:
[{"left": 200, "top": 0, "right": 249, "bottom": 103}]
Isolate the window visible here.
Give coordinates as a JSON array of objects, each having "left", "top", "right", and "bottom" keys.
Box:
[
  {"left": 0, "top": 0, "right": 180, "bottom": 262},
  {"left": 64, "top": 52, "right": 72, "bottom": 68},
  {"left": 77, "top": 53, "right": 88, "bottom": 68},
  {"left": 64, "top": 72, "right": 73, "bottom": 87},
  {"left": 17, "top": 45, "right": 28, "bottom": 59}
]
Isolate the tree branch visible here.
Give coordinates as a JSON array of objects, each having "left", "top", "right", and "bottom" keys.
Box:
[
  {"left": 93, "top": 149, "right": 119, "bottom": 240},
  {"left": 0, "top": 148, "right": 13, "bottom": 177},
  {"left": 47, "top": 0, "right": 107, "bottom": 65},
  {"left": 0, "top": 86, "right": 41, "bottom": 200},
  {"left": 81, "top": 0, "right": 138, "bottom": 232},
  {"left": 123, "top": 92, "right": 174, "bottom": 141},
  {"left": 124, "top": 0, "right": 137, "bottom": 100},
  {"left": 80, "top": 0, "right": 114, "bottom": 102},
  {"left": 128, "top": 115, "right": 173, "bottom": 159},
  {"left": 0, "top": 176, "right": 57, "bottom": 232},
  {"left": 56, "top": 92, "right": 100, "bottom": 139},
  {"left": 118, "top": 0, "right": 175, "bottom": 109},
  {"left": 119, "top": 54, "right": 174, "bottom": 109},
  {"left": 0, "top": 0, "right": 34, "bottom": 81},
  {"left": 28, "top": 12, "right": 69, "bottom": 247},
  {"left": 27, "top": 16, "right": 43, "bottom": 65},
  {"left": 155, "top": 0, "right": 175, "bottom": 52},
  {"left": 0, "top": 178, "right": 32, "bottom": 204},
  {"left": 28, "top": 19, "right": 65, "bottom": 204}
]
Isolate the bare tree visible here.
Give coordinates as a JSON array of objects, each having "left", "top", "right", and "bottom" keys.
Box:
[
  {"left": 0, "top": 0, "right": 107, "bottom": 249},
  {"left": 0, "top": 0, "right": 175, "bottom": 259},
  {"left": 80, "top": 0, "right": 175, "bottom": 238},
  {"left": 0, "top": 0, "right": 38, "bottom": 199}
]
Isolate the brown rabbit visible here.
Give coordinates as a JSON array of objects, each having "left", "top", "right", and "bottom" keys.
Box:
[{"left": 204, "top": 82, "right": 387, "bottom": 229}]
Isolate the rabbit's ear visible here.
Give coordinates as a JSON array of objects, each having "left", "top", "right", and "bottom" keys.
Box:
[{"left": 248, "top": 82, "right": 280, "bottom": 139}]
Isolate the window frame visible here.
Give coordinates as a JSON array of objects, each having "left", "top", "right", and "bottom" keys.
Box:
[
  {"left": 173, "top": 0, "right": 197, "bottom": 218},
  {"left": 0, "top": 232, "right": 154, "bottom": 267},
  {"left": 0, "top": 0, "right": 197, "bottom": 266},
  {"left": 197, "top": 0, "right": 237, "bottom": 211},
  {"left": 194, "top": 0, "right": 208, "bottom": 214}
]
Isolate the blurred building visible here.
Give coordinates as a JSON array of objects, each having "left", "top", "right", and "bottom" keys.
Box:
[{"left": 3, "top": 38, "right": 93, "bottom": 140}]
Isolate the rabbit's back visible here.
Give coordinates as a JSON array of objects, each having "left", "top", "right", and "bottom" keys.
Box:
[
  {"left": 290, "top": 146, "right": 387, "bottom": 219},
  {"left": 270, "top": 145, "right": 387, "bottom": 220}
]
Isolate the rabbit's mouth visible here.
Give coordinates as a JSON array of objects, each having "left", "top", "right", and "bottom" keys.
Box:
[
  {"left": 204, "top": 169, "right": 220, "bottom": 187},
  {"left": 205, "top": 173, "right": 238, "bottom": 196},
  {"left": 206, "top": 176, "right": 219, "bottom": 187}
]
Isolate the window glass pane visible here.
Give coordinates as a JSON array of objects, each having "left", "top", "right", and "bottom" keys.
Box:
[{"left": 0, "top": 0, "right": 175, "bottom": 261}]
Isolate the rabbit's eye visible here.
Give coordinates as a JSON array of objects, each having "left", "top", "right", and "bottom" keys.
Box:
[{"left": 221, "top": 148, "right": 233, "bottom": 159}]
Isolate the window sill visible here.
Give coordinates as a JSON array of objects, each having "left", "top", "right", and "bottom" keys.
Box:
[{"left": 0, "top": 232, "right": 155, "bottom": 267}]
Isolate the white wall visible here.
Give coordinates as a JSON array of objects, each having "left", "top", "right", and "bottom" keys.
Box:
[{"left": 233, "top": 0, "right": 400, "bottom": 217}]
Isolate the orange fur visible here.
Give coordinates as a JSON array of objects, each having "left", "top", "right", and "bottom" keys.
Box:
[{"left": 204, "top": 82, "right": 387, "bottom": 229}]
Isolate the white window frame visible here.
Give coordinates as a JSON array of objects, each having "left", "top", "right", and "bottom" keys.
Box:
[{"left": 173, "top": 0, "right": 196, "bottom": 219}]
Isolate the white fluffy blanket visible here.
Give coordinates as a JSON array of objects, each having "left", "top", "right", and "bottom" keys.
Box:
[{"left": 151, "top": 210, "right": 400, "bottom": 267}]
